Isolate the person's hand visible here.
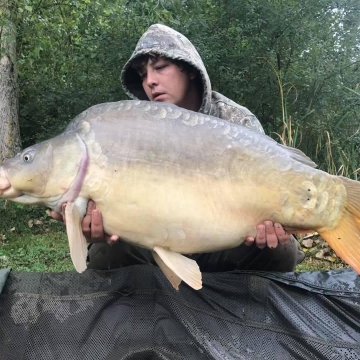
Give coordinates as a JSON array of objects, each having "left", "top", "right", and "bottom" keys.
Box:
[
  {"left": 50, "top": 200, "right": 119, "bottom": 244},
  {"left": 245, "top": 221, "right": 290, "bottom": 249},
  {"left": 81, "top": 200, "right": 119, "bottom": 244},
  {"left": 50, "top": 206, "right": 65, "bottom": 222}
]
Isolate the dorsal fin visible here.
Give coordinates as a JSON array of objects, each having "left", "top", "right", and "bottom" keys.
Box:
[{"left": 279, "top": 144, "right": 317, "bottom": 168}]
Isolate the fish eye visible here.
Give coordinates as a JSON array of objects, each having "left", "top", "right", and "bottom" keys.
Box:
[{"left": 22, "top": 150, "right": 35, "bottom": 163}]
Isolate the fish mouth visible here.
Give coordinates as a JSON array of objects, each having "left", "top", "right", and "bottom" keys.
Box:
[
  {"left": 0, "top": 166, "right": 60, "bottom": 206},
  {"left": 0, "top": 167, "right": 23, "bottom": 199},
  {"left": 0, "top": 167, "right": 11, "bottom": 196},
  {"left": 0, "top": 185, "right": 23, "bottom": 199}
]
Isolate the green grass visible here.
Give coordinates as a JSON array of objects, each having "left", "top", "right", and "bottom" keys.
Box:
[
  {"left": 296, "top": 234, "right": 349, "bottom": 272},
  {"left": 0, "top": 200, "right": 74, "bottom": 272},
  {"left": 296, "top": 246, "right": 348, "bottom": 272},
  {"left": 0, "top": 231, "right": 73, "bottom": 272},
  {"left": 296, "top": 258, "right": 348, "bottom": 272}
]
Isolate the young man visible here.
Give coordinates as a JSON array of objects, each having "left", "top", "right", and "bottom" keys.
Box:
[{"left": 53, "top": 24, "right": 304, "bottom": 271}]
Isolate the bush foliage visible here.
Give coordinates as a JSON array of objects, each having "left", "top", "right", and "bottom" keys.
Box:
[{"left": 14, "top": 0, "right": 359, "bottom": 176}]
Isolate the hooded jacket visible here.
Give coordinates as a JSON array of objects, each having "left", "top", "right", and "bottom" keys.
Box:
[{"left": 121, "top": 24, "right": 264, "bottom": 133}]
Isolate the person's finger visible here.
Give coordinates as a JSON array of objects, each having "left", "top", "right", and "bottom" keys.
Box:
[
  {"left": 106, "top": 234, "right": 120, "bottom": 245},
  {"left": 244, "top": 237, "right": 255, "bottom": 246},
  {"left": 255, "top": 224, "right": 266, "bottom": 249},
  {"left": 274, "top": 223, "right": 290, "bottom": 246},
  {"left": 90, "top": 209, "right": 105, "bottom": 241},
  {"left": 87, "top": 200, "right": 96, "bottom": 214},
  {"left": 264, "top": 220, "right": 278, "bottom": 249},
  {"left": 50, "top": 210, "right": 63, "bottom": 222},
  {"left": 61, "top": 203, "right": 67, "bottom": 225},
  {"left": 82, "top": 201, "right": 95, "bottom": 241}
]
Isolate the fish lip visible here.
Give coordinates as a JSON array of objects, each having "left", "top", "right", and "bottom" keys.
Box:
[
  {"left": 0, "top": 167, "right": 11, "bottom": 196},
  {"left": 0, "top": 187, "right": 23, "bottom": 199}
]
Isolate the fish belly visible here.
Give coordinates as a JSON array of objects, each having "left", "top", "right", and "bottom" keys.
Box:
[{"left": 84, "top": 164, "right": 271, "bottom": 254}]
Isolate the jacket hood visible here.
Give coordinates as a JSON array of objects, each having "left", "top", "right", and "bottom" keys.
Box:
[{"left": 121, "top": 24, "right": 212, "bottom": 113}]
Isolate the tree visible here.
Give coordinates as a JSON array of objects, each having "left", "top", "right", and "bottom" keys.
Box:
[{"left": 0, "top": 0, "right": 20, "bottom": 163}]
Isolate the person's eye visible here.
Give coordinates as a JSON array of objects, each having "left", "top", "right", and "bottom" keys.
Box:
[{"left": 155, "top": 64, "right": 167, "bottom": 71}]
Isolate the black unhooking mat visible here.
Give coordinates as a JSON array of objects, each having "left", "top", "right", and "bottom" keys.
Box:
[{"left": 0, "top": 266, "right": 359, "bottom": 360}]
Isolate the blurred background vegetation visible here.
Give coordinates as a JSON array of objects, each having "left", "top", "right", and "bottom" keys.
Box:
[{"left": 0, "top": 0, "right": 359, "bottom": 271}]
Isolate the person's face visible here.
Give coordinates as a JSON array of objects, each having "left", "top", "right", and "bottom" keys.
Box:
[{"left": 140, "top": 57, "right": 196, "bottom": 109}]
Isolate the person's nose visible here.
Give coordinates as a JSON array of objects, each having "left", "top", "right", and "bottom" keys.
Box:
[{"left": 146, "top": 69, "right": 158, "bottom": 88}]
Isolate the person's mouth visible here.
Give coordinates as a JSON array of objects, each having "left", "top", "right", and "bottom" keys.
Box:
[{"left": 152, "top": 93, "right": 165, "bottom": 101}]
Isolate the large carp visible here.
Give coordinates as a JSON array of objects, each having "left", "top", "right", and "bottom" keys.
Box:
[{"left": 0, "top": 100, "right": 360, "bottom": 290}]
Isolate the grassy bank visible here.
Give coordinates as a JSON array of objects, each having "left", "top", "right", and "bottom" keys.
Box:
[
  {"left": 0, "top": 200, "right": 73, "bottom": 272},
  {"left": 0, "top": 231, "right": 73, "bottom": 272}
]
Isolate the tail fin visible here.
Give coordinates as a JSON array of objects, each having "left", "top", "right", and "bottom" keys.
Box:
[{"left": 319, "top": 177, "right": 360, "bottom": 274}]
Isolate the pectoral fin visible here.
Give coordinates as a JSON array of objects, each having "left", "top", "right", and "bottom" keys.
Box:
[
  {"left": 153, "top": 252, "right": 182, "bottom": 290},
  {"left": 153, "top": 246, "right": 202, "bottom": 290},
  {"left": 65, "top": 201, "right": 88, "bottom": 273}
]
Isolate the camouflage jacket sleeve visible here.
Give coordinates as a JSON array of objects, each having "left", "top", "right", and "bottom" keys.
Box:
[{"left": 208, "top": 91, "right": 265, "bottom": 134}]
